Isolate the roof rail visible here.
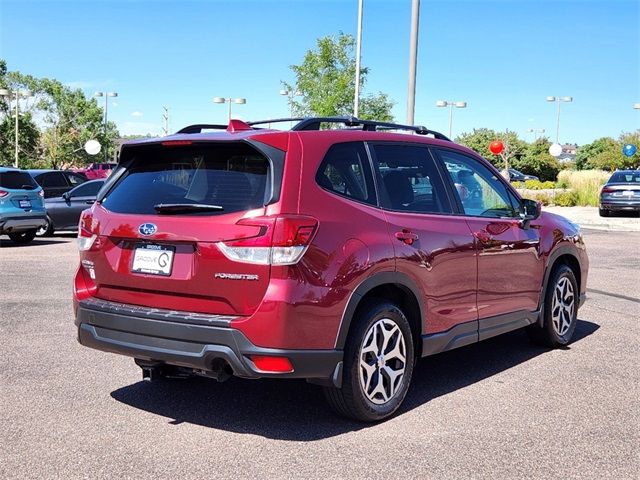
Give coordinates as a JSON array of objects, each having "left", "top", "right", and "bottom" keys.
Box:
[
  {"left": 177, "top": 117, "right": 451, "bottom": 141},
  {"left": 176, "top": 124, "right": 228, "bottom": 134}
]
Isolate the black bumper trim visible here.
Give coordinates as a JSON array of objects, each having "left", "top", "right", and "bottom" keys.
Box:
[{"left": 76, "top": 302, "right": 342, "bottom": 380}]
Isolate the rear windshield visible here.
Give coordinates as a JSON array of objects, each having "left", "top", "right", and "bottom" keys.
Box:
[
  {"left": 102, "top": 142, "right": 270, "bottom": 215},
  {"left": 0, "top": 171, "right": 38, "bottom": 190},
  {"left": 609, "top": 172, "right": 640, "bottom": 183}
]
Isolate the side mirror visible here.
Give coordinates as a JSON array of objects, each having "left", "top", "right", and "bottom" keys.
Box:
[
  {"left": 62, "top": 192, "right": 70, "bottom": 201},
  {"left": 520, "top": 198, "right": 541, "bottom": 228}
]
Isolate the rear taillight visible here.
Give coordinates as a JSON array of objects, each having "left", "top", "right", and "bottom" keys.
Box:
[
  {"left": 38, "top": 189, "right": 44, "bottom": 198},
  {"left": 217, "top": 215, "right": 318, "bottom": 265},
  {"left": 601, "top": 186, "right": 614, "bottom": 194},
  {"left": 0, "top": 190, "right": 8, "bottom": 198},
  {"left": 77, "top": 212, "right": 98, "bottom": 251}
]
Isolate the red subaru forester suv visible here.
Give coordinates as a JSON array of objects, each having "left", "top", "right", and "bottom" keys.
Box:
[{"left": 74, "top": 117, "right": 588, "bottom": 421}]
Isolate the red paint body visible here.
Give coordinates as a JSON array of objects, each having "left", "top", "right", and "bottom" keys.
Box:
[{"left": 74, "top": 128, "right": 588, "bottom": 351}]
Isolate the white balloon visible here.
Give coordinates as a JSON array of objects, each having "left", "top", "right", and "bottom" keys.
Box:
[
  {"left": 84, "top": 139, "right": 101, "bottom": 156},
  {"left": 549, "top": 143, "right": 562, "bottom": 157}
]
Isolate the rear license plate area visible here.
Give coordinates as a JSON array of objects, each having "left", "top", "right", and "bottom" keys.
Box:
[
  {"left": 131, "top": 244, "right": 175, "bottom": 276},
  {"left": 19, "top": 200, "right": 31, "bottom": 208}
]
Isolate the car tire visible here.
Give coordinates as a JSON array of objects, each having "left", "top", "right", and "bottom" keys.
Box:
[
  {"left": 323, "top": 300, "right": 414, "bottom": 422},
  {"left": 8, "top": 229, "right": 37, "bottom": 245},
  {"left": 599, "top": 208, "right": 609, "bottom": 217},
  {"left": 36, "top": 216, "right": 54, "bottom": 237},
  {"left": 528, "top": 264, "right": 578, "bottom": 348}
]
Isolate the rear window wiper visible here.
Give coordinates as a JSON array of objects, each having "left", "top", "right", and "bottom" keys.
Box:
[{"left": 154, "top": 203, "right": 224, "bottom": 214}]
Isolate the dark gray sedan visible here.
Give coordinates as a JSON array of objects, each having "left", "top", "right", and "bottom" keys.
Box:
[
  {"left": 599, "top": 170, "right": 640, "bottom": 217},
  {"left": 37, "top": 179, "right": 104, "bottom": 236}
]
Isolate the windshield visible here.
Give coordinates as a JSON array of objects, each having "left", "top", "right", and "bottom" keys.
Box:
[{"left": 102, "top": 142, "right": 270, "bottom": 215}]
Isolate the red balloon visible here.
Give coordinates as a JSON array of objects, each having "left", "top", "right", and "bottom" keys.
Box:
[{"left": 489, "top": 140, "right": 504, "bottom": 155}]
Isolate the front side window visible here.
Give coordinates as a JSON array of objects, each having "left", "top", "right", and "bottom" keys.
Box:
[
  {"left": 371, "top": 144, "right": 451, "bottom": 214},
  {"left": 316, "top": 142, "right": 376, "bottom": 205},
  {"left": 436, "top": 149, "right": 519, "bottom": 218},
  {"left": 102, "top": 142, "right": 270, "bottom": 215},
  {"left": 70, "top": 181, "right": 103, "bottom": 197}
]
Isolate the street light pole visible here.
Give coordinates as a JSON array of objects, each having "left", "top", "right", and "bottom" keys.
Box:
[
  {"left": 546, "top": 96, "right": 572, "bottom": 144},
  {"left": 406, "top": 0, "right": 420, "bottom": 125},
  {"left": 527, "top": 128, "right": 546, "bottom": 141},
  {"left": 213, "top": 97, "right": 247, "bottom": 121},
  {"left": 94, "top": 92, "right": 118, "bottom": 162},
  {"left": 354, "top": 0, "right": 364, "bottom": 117},
  {"left": 0, "top": 88, "right": 32, "bottom": 168},
  {"left": 436, "top": 100, "right": 467, "bottom": 138}
]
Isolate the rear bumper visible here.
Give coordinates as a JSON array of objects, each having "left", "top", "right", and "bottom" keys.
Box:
[
  {"left": 0, "top": 215, "right": 47, "bottom": 233},
  {"left": 75, "top": 299, "right": 343, "bottom": 382},
  {"left": 600, "top": 200, "right": 640, "bottom": 211}
]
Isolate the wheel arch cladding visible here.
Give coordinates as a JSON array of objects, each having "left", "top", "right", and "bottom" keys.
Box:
[
  {"left": 335, "top": 272, "right": 424, "bottom": 357},
  {"left": 539, "top": 246, "right": 582, "bottom": 327}
]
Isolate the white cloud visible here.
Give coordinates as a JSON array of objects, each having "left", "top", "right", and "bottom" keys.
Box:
[{"left": 131, "top": 111, "right": 143, "bottom": 118}]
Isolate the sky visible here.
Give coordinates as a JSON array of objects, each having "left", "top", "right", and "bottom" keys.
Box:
[{"left": 0, "top": 0, "right": 638, "bottom": 145}]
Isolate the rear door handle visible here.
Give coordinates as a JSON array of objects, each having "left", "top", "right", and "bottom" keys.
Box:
[
  {"left": 395, "top": 229, "right": 419, "bottom": 245},
  {"left": 85, "top": 200, "right": 95, "bottom": 205},
  {"left": 473, "top": 229, "right": 492, "bottom": 244}
]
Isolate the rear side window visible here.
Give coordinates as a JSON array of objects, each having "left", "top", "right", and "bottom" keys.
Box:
[
  {"left": 371, "top": 144, "right": 451, "bottom": 214},
  {"left": 38, "top": 172, "right": 68, "bottom": 188},
  {"left": 316, "top": 142, "right": 376, "bottom": 205},
  {"left": 102, "top": 142, "right": 270, "bottom": 215},
  {"left": 0, "top": 171, "right": 38, "bottom": 190}
]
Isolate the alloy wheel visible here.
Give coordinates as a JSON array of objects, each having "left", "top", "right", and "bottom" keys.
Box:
[
  {"left": 358, "top": 318, "right": 407, "bottom": 405},
  {"left": 551, "top": 276, "right": 575, "bottom": 336}
]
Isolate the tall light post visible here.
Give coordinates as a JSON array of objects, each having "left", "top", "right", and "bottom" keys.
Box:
[
  {"left": 0, "top": 88, "right": 33, "bottom": 168},
  {"left": 353, "top": 0, "right": 364, "bottom": 117},
  {"left": 527, "top": 128, "right": 546, "bottom": 141},
  {"left": 436, "top": 100, "right": 467, "bottom": 138},
  {"left": 213, "top": 97, "right": 246, "bottom": 121},
  {"left": 406, "top": 0, "right": 420, "bottom": 125},
  {"left": 279, "top": 89, "right": 301, "bottom": 118},
  {"left": 94, "top": 92, "right": 118, "bottom": 162},
  {"left": 546, "top": 96, "right": 572, "bottom": 144}
]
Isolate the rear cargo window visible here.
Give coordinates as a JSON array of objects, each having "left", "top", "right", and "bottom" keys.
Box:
[
  {"left": 102, "top": 142, "right": 270, "bottom": 215},
  {"left": 0, "top": 171, "right": 38, "bottom": 190}
]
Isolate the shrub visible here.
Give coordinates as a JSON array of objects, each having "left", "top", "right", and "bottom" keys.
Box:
[
  {"left": 557, "top": 170, "right": 609, "bottom": 206},
  {"left": 525, "top": 192, "right": 552, "bottom": 206},
  {"left": 524, "top": 179, "right": 556, "bottom": 190},
  {"left": 553, "top": 191, "right": 578, "bottom": 207},
  {"left": 511, "top": 181, "right": 525, "bottom": 189}
]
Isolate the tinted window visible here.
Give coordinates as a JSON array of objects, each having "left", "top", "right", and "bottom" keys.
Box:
[
  {"left": 38, "top": 172, "right": 68, "bottom": 188},
  {"left": 0, "top": 171, "right": 38, "bottom": 190},
  {"left": 371, "top": 144, "right": 450, "bottom": 214},
  {"left": 316, "top": 142, "right": 376, "bottom": 205},
  {"left": 66, "top": 173, "right": 86, "bottom": 185},
  {"left": 609, "top": 172, "right": 640, "bottom": 183},
  {"left": 436, "top": 149, "right": 519, "bottom": 218},
  {"left": 102, "top": 142, "right": 270, "bottom": 215},
  {"left": 70, "top": 181, "right": 103, "bottom": 197}
]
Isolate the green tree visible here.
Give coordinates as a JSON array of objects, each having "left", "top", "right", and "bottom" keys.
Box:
[
  {"left": 282, "top": 33, "right": 394, "bottom": 121},
  {"left": 619, "top": 130, "right": 640, "bottom": 168},
  {"left": 512, "top": 137, "right": 561, "bottom": 181},
  {"left": 0, "top": 60, "right": 41, "bottom": 167},
  {"left": 455, "top": 128, "right": 527, "bottom": 172},
  {"left": 574, "top": 137, "right": 616, "bottom": 170}
]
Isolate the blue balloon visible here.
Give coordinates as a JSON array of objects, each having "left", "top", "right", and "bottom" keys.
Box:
[{"left": 622, "top": 143, "right": 637, "bottom": 157}]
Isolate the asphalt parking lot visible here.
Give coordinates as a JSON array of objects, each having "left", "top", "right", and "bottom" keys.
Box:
[{"left": 1, "top": 230, "right": 638, "bottom": 479}]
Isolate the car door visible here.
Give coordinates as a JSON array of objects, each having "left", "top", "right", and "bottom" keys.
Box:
[
  {"left": 369, "top": 143, "right": 479, "bottom": 345},
  {"left": 56, "top": 180, "right": 103, "bottom": 229},
  {"left": 434, "top": 148, "right": 543, "bottom": 329}
]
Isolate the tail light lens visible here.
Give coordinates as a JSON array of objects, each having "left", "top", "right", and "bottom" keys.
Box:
[
  {"left": 0, "top": 190, "right": 8, "bottom": 198},
  {"left": 77, "top": 211, "right": 99, "bottom": 251},
  {"left": 38, "top": 189, "right": 44, "bottom": 198},
  {"left": 217, "top": 215, "right": 318, "bottom": 265},
  {"left": 601, "top": 186, "right": 614, "bottom": 194}
]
